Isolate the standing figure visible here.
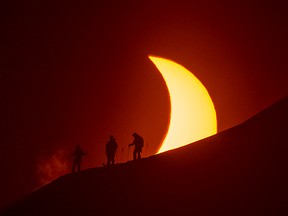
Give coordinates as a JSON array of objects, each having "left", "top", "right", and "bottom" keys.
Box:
[
  {"left": 71, "top": 145, "right": 87, "bottom": 173},
  {"left": 106, "top": 135, "right": 118, "bottom": 166},
  {"left": 128, "top": 132, "right": 144, "bottom": 160}
]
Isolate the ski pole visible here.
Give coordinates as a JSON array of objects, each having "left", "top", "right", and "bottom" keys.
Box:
[
  {"left": 127, "top": 146, "right": 130, "bottom": 161},
  {"left": 121, "top": 147, "right": 124, "bottom": 162}
]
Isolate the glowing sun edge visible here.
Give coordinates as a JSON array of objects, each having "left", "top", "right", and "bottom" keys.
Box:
[{"left": 149, "top": 56, "right": 217, "bottom": 153}]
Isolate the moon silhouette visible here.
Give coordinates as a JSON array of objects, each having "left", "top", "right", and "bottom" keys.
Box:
[{"left": 149, "top": 56, "right": 217, "bottom": 153}]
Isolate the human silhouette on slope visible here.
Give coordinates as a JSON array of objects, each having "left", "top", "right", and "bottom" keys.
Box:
[
  {"left": 71, "top": 145, "right": 87, "bottom": 173},
  {"left": 106, "top": 135, "right": 118, "bottom": 166},
  {"left": 128, "top": 132, "right": 144, "bottom": 160}
]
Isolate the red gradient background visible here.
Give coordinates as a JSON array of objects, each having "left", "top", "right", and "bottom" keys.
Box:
[{"left": 1, "top": 0, "right": 287, "bottom": 209}]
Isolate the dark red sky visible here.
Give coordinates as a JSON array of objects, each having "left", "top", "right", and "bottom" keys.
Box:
[{"left": 1, "top": 0, "right": 287, "bottom": 209}]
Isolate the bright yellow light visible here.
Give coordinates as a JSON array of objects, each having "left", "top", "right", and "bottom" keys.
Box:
[{"left": 149, "top": 56, "right": 217, "bottom": 153}]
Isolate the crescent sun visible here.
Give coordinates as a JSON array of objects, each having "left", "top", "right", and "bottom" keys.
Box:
[{"left": 149, "top": 56, "right": 217, "bottom": 153}]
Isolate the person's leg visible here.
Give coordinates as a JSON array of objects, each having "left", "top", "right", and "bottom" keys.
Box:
[
  {"left": 72, "top": 160, "right": 76, "bottom": 173},
  {"left": 138, "top": 151, "right": 141, "bottom": 159},
  {"left": 133, "top": 151, "right": 136, "bottom": 160},
  {"left": 77, "top": 160, "right": 81, "bottom": 172}
]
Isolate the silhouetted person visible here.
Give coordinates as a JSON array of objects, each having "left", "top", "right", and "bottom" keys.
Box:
[
  {"left": 71, "top": 145, "right": 87, "bottom": 173},
  {"left": 128, "top": 132, "right": 144, "bottom": 160},
  {"left": 106, "top": 135, "right": 118, "bottom": 166}
]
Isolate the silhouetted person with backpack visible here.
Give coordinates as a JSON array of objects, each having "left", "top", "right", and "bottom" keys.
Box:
[
  {"left": 106, "top": 135, "right": 118, "bottom": 166},
  {"left": 71, "top": 145, "right": 87, "bottom": 173},
  {"left": 128, "top": 132, "right": 144, "bottom": 160}
]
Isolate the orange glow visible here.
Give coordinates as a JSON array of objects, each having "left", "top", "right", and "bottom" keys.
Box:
[
  {"left": 37, "top": 150, "right": 68, "bottom": 185},
  {"left": 149, "top": 56, "right": 217, "bottom": 153}
]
